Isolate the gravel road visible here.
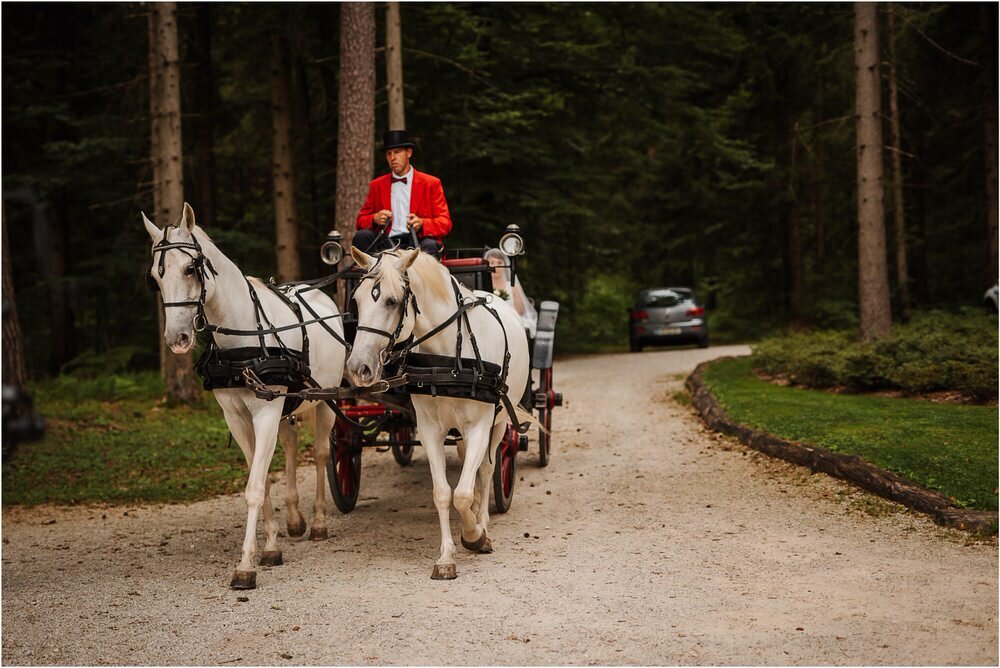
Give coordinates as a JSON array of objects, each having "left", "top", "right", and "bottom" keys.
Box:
[{"left": 3, "top": 344, "right": 997, "bottom": 665}]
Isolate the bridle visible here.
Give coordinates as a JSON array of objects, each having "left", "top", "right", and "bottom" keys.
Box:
[
  {"left": 352, "top": 257, "right": 421, "bottom": 366},
  {"left": 148, "top": 226, "right": 218, "bottom": 331}
]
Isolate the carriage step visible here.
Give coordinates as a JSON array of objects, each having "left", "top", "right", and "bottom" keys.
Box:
[{"left": 553, "top": 392, "right": 563, "bottom": 406}]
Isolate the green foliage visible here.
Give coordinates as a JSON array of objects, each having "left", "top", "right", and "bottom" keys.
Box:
[
  {"left": 752, "top": 309, "right": 999, "bottom": 399},
  {"left": 703, "top": 356, "right": 998, "bottom": 511},
  {"left": 3, "top": 373, "right": 302, "bottom": 506},
  {"left": 555, "top": 273, "right": 633, "bottom": 352},
  {"left": 2, "top": 3, "right": 994, "bottom": 372}
]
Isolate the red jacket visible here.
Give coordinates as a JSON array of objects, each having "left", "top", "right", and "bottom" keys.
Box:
[{"left": 355, "top": 169, "right": 453, "bottom": 240}]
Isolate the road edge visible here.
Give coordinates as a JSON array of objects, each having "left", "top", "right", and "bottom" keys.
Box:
[{"left": 685, "top": 358, "right": 998, "bottom": 535}]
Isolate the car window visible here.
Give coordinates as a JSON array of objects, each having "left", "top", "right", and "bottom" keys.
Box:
[{"left": 642, "top": 291, "right": 680, "bottom": 307}]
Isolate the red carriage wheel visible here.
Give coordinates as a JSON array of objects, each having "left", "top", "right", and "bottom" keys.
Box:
[
  {"left": 492, "top": 424, "right": 517, "bottom": 514},
  {"left": 537, "top": 366, "right": 554, "bottom": 467},
  {"left": 391, "top": 426, "right": 414, "bottom": 466},
  {"left": 327, "top": 421, "right": 362, "bottom": 514}
]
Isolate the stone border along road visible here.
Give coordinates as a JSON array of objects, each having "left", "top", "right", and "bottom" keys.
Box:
[
  {"left": 2, "top": 345, "right": 996, "bottom": 665},
  {"left": 686, "top": 358, "right": 999, "bottom": 534}
]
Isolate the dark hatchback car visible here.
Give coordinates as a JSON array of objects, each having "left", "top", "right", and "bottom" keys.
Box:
[{"left": 628, "top": 287, "right": 708, "bottom": 352}]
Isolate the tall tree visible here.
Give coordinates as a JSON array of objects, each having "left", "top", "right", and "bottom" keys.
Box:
[
  {"left": 271, "top": 33, "right": 300, "bottom": 281},
  {"left": 386, "top": 2, "right": 405, "bottom": 130},
  {"left": 334, "top": 3, "right": 375, "bottom": 252},
  {"left": 192, "top": 3, "right": 217, "bottom": 228},
  {"left": 983, "top": 5, "right": 998, "bottom": 284},
  {"left": 149, "top": 2, "right": 200, "bottom": 402},
  {"left": 2, "top": 207, "right": 27, "bottom": 389},
  {"left": 886, "top": 5, "right": 910, "bottom": 318},
  {"left": 854, "top": 2, "right": 892, "bottom": 341}
]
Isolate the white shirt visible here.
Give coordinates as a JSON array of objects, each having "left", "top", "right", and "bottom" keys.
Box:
[{"left": 390, "top": 168, "right": 413, "bottom": 237}]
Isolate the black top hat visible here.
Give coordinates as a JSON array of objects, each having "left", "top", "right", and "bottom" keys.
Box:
[{"left": 383, "top": 129, "right": 416, "bottom": 150}]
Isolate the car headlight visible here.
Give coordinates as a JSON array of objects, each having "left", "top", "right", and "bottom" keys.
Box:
[
  {"left": 499, "top": 224, "right": 524, "bottom": 256},
  {"left": 320, "top": 230, "right": 344, "bottom": 266}
]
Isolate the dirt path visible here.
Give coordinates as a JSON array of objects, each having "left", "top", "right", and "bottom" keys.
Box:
[{"left": 3, "top": 345, "right": 997, "bottom": 665}]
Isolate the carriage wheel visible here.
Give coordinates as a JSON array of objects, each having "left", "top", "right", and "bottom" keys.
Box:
[
  {"left": 327, "top": 425, "right": 362, "bottom": 514},
  {"left": 492, "top": 425, "right": 517, "bottom": 514},
  {"left": 391, "top": 426, "right": 414, "bottom": 466},
  {"left": 537, "top": 366, "right": 554, "bottom": 467}
]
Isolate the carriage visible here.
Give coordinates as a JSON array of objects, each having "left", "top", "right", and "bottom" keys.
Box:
[
  {"left": 315, "top": 225, "right": 563, "bottom": 516},
  {"left": 144, "top": 205, "right": 561, "bottom": 586}
]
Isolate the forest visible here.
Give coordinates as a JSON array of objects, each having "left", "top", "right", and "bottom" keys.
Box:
[{"left": 2, "top": 2, "right": 996, "bottom": 382}]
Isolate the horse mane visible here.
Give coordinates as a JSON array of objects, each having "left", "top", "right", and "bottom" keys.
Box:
[
  {"left": 408, "top": 251, "right": 453, "bottom": 304},
  {"left": 369, "top": 250, "right": 452, "bottom": 305}
]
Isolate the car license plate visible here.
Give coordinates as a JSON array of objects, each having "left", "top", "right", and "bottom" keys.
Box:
[{"left": 656, "top": 327, "right": 681, "bottom": 335}]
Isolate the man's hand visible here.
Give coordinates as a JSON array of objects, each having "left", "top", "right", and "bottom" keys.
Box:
[
  {"left": 374, "top": 209, "right": 393, "bottom": 227},
  {"left": 406, "top": 213, "right": 423, "bottom": 231}
]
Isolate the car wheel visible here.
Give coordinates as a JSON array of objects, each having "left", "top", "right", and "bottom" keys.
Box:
[
  {"left": 630, "top": 338, "right": 642, "bottom": 353},
  {"left": 698, "top": 336, "right": 709, "bottom": 349}
]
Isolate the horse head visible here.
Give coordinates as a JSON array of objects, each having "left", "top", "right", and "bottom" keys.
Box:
[
  {"left": 346, "top": 246, "right": 420, "bottom": 386},
  {"left": 143, "top": 202, "right": 214, "bottom": 354}
]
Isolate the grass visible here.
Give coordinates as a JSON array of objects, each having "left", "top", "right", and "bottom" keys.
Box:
[
  {"left": 702, "top": 356, "right": 998, "bottom": 511},
  {"left": 2, "top": 372, "right": 310, "bottom": 506}
]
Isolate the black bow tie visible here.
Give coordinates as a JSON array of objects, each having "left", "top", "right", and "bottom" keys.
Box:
[{"left": 392, "top": 176, "right": 407, "bottom": 184}]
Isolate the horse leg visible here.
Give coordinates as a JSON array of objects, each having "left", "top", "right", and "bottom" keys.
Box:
[
  {"left": 277, "top": 418, "right": 306, "bottom": 539},
  {"left": 308, "top": 404, "right": 334, "bottom": 541},
  {"left": 471, "top": 420, "right": 505, "bottom": 550},
  {"left": 232, "top": 400, "right": 284, "bottom": 589},
  {"left": 455, "top": 417, "right": 494, "bottom": 554},
  {"left": 414, "top": 414, "right": 455, "bottom": 580}
]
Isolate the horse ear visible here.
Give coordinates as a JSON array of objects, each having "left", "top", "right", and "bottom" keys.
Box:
[
  {"left": 398, "top": 248, "right": 420, "bottom": 271},
  {"left": 351, "top": 246, "right": 375, "bottom": 269},
  {"left": 142, "top": 212, "right": 160, "bottom": 240},
  {"left": 180, "top": 202, "right": 196, "bottom": 232}
]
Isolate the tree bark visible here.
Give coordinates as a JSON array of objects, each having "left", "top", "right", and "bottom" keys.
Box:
[
  {"left": 386, "top": 1, "right": 405, "bottom": 130},
  {"left": 787, "top": 119, "right": 804, "bottom": 324},
  {"left": 272, "top": 34, "right": 301, "bottom": 282},
  {"left": 150, "top": 2, "right": 200, "bottom": 403},
  {"left": 886, "top": 5, "right": 910, "bottom": 319},
  {"left": 854, "top": 2, "right": 892, "bottom": 341},
  {"left": 334, "top": 3, "right": 376, "bottom": 253},
  {"left": 2, "top": 206, "right": 27, "bottom": 389},
  {"left": 983, "top": 4, "right": 998, "bottom": 285}
]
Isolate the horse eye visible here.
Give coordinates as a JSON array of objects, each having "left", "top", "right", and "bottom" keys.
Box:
[
  {"left": 184, "top": 264, "right": 196, "bottom": 276},
  {"left": 385, "top": 297, "right": 398, "bottom": 307}
]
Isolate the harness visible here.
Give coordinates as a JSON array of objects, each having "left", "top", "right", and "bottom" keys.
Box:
[
  {"left": 148, "top": 227, "right": 350, "bottom": 417},
  {"left": 244, "top": 255, "right": 531, "bottom": 434}
]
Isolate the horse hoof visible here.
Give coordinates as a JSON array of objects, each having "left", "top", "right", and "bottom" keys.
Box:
[
  {"left": 431, "top": 564, "right": 457, "bottom": 580},
  {"left": 309, "top": 526, "right": 328, "bottom": 541},
  {"left": 461, "top": 532, "right": 493, "bottom": 553},
  {"left": 260, "top": 551, "right": 283, "bottom": 567},
  {"left": 286, "top": 519, "right": 307, "bottom": 538},
  {"left": 230, "top": 570, "right": 256, "bottom": 590}
]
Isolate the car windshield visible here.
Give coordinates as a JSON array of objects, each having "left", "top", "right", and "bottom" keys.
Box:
[{"left": 642, "top": 290, "right": 688, "bottom": 307}]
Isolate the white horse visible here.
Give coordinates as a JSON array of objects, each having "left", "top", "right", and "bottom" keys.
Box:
[
  {"left": 347, "top": 246, "right": 530, "bottom": 580},
  {"left": 143, "top": 203, "right": 346, "bottom": 590}
]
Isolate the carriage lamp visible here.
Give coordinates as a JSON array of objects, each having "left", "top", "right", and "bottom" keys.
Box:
[
  {"left": 320, "top": 230, "right": 344, "bottom": 266},
  {"left": 499, "top": 224, "right": 525, "bottom": 256}
]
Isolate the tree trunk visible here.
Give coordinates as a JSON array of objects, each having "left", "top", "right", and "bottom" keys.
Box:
[
  {"left": 854, "top": 2, "right": 892, "bottom": 341},
  {"left": 150, "top": 2, "right": 200, "bottom": 403},
  {"left": 386, "top": 1, "right": 405, "bottom": 130},
  {"left": 787, "top": 119, "right": 804, "bottom": 324},
  {"left": 3, "top": 206, "right": 27, "bottom": 389},
  {"left": 983, "top": 4, "right": 998, "bottom": 285},
  {"left": 886, "top": 5, "right": 910, "bottom": 320},
  {"left": 193, "top": 3, "right": 216, "bottom": 228},
  {"left": 272, "top": 34, "right": 301, "bottom": 282},
  {"left": 334, "top": 3, "right": 376, "bottom": 253}
]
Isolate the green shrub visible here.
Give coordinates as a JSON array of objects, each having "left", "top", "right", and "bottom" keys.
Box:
[{"left": 751, "top": 309, "right": 998, "bottom": 399}]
